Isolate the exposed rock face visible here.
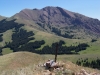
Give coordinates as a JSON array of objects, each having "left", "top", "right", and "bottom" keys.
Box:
[{"left": 13, "top": 6, "right": 100, "bottom": 37}]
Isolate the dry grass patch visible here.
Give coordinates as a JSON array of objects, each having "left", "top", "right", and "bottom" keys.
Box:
[
  {"left": 0, "top": 52, "right": 45, "bottom": 72},
  {"left": 1, "top": 60, "right": 100, "bottom": 75}
]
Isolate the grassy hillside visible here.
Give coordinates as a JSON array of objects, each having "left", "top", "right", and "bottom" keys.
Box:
[
  {"left": 43, "top": 54, "right": 100, "bottom": 63},
  {"left": 20, "top": 24, "right": 100, "bottom": 55},
  {"left": 0, "top": 52, "right": 44, "bottom": 72},
  {"left": 0, "top": 29, "right": 13, "bottom": 47},
  {"left": 1, "top": 20, "right": 100, "bottom": 55},
  {"left": 79, "top": 39, "right": 100, "bottom": 54},
  {"left": 14, "top": 18, "right": 95, "bottom": 46},
  {"left": 23, "top": 25, "right": 89, "bottom": 46},
  {"left": 0, "top": 52, "right": 100, "bottom": 75}
]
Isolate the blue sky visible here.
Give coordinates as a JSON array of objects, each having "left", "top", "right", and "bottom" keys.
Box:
[{"left": 0, "top": 0, "right": 100, "bottom": 20}]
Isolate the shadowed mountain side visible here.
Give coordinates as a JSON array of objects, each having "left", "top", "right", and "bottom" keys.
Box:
[
  {"left": 13, "top": 6, "right": 100, "bottom": 36},
  {"left": 13, "top": 6, "right": 75, "bottom": 26}
]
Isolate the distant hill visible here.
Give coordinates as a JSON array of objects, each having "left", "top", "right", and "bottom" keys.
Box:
[{"left": 13, "top": 6, "right": 100, "bottom": 38}]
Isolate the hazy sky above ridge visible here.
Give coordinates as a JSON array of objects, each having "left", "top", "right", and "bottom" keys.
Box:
[{"left": 0, "top": 0, "right": 100, "bottom": 20}]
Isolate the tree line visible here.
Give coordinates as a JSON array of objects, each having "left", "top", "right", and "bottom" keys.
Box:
[
  {"left": 0, "top": 34, "right": 3, "bottom": 42},
  {"left": 0, "top": 19, "right": 89, "bottom": 55},
  {"left": 52, "top": 27, "right": 74, "bottom": 39},
  {"left": 3, "top": 29, "right": 89, "bottom": 54},
  {"left": 2, "top": 27, "right": 89, "bottom": 54},
  {"left": 0, "top": 19, "right": 23, "bottom": 33},
  {"left": 0, "top": 19, "right": 24, "bottom": 43},
  {"left": 76, "top": 58, "right": 100, "bottom": 70},
  {"left": 36, "top": 22, "right": 74, "bottom": 39},
  {"left": 39, "top": 41, "right": 89, "bottom": 54},
  {"left": 5, "top": 28, "right": 45, "bottom": 52}
]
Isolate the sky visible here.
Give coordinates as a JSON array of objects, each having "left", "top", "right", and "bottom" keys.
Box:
[{"left": 0, "top": 0, "right": 100, "bottom": 20}]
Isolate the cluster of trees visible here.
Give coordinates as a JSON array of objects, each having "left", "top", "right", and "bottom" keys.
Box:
[
  {"left": 0, "top": 34, "right": 3, "bottom": 42},
  {"left": 52, "top": 27, "right": 74, "bottom": 38},
  {"left": 18, "top": 40, "right": 45, "bottom": 52},
  {"left": 0, "top": 19, "right": 89, "bottom": 54},
  {"left": 91, "top": 39, "right": 97, "bottom": 42},
  {"left": 0, "top": 47, "right": 2, "bottom": 55},
  {"left": 39, "top": 41, "right": 89, "bottom": 54},
  {"left": 0, "top": 19, "right": 45, "bottom": 54},
  {"left": 76, "top": 58, "right": 100, "bottom": 70},
  {"left": 74, "top": 43, "right": 89, "bottom": 52},
  {"left": 4, "top": 35, "right": 89, "bottom": 54},
  {"left": 5, "top": 28, "right": 45, "bottom": 52},
  {"left": 0, "top": 19, "right": 24, "bottom": 43},
  {"left": 0, "top": 19, "right": 23, "bottom": 33},
  {"left": 36, "top": 22, "right": 74, "bottom": 39},
  {"left": 0, "top": 19, "right": 25, "bottom": 55}
]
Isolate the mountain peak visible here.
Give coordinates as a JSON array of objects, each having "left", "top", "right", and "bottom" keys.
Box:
[
  {"left": 42, "top": 6, "right": 75, "bottom": 18},
  {"left": 13, "top": 6, "right": 100, "bottom": 36},
  {"left": 14, "top": 6, "right": 76, "bottom": 26}
]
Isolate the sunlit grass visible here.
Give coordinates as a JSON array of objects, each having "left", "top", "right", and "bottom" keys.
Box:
[
  {"left": 2, "top": 48, "right": 13, "bottom": 55},
  {"left": 0, "top": 52, "right": 100, "bottom": 75},
  {"left": 0, "top": 29, "right": 13, "bottom": 47}
]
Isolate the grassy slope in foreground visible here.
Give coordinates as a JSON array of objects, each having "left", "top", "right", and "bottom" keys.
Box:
[
  {"left": 0, "top": 52, "right": 45, "bottom": 71},
  {"left": 0, "top": 52, "right": 100, "bottom": 75}
]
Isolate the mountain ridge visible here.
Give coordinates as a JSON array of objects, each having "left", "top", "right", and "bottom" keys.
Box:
[
  {"left": 0, "top": 6, "right": 100, "bottom": 39},
  {"left": 13, "top": 6, "right": 85, "bottom": 26},
  {"left": 12, "top": 6, "right": 100, "bottom": 38}
]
